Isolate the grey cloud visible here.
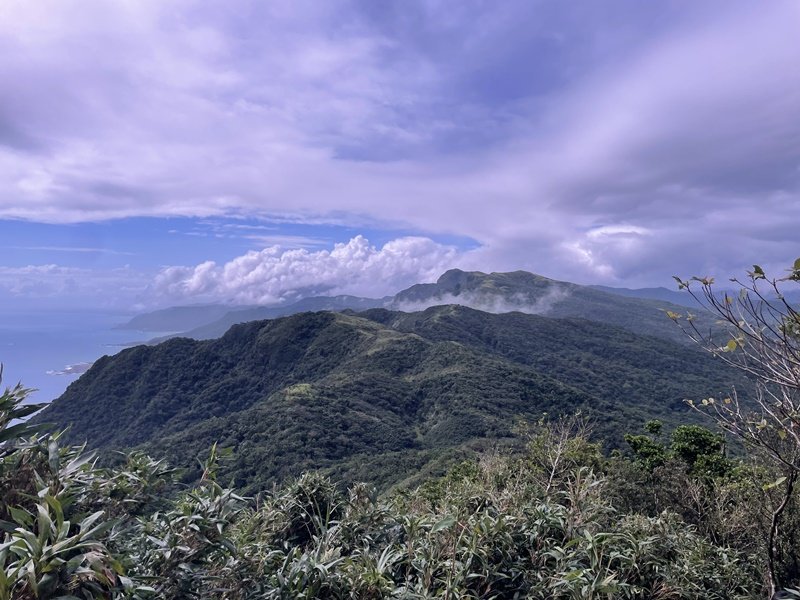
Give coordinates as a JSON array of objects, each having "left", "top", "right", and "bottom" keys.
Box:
[
  {"left": 543, "top": 4, "right": 800, "bottom": 209},
  {"left": 0, "top": 116, "right": 44, "bottom": 152},
  {"left": 0, "top": 0, "right": 797, "bottom": 288},
  {"left": 83, "top": 180, "right": 156, "bottom": 201}
]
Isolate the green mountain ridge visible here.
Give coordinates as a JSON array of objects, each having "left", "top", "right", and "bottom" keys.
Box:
[
  {"left": 391, "top": 269, "right": 714, "bottom": 345},
  {"left": 135, "top": 269, "right": 715, "bottom": 345},
  {"left": 39, "top": 304, "right": 743, "bottom": 492},
  {"left": 589, "top": 284, "right": 698, "bottom": 307},
  {"left": 145, "top": 295, "right": 388, "bottom": 342}
]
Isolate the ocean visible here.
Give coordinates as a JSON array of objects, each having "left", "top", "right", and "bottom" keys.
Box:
[{"left": 0, "top": 309, "right": 150, "bottom": 406}]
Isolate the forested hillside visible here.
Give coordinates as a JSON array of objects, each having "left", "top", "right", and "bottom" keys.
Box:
[
  {"left": 173, "top": 295, "right": 387, "bottom": 341},
  {"left": 8, "top": 262, "right": 800, "bottom": 598},
  {"left": 393, "top": 269, "right": 718, "bottom": 345},
  {"left": 38, "top": 306, "right": 742, "bottom": 492},
  {"left": 0, "top": 385, "right": 790, "bottom": 599}
]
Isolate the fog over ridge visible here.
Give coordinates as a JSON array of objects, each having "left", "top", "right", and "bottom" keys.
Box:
[{"left": 391, "top": 284, "right": 571, "bottom": 316}]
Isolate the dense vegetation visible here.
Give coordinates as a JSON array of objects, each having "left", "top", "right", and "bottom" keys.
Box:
[
  {"left": 5, "top": 381, "right": 798, "bottom": 599},
  {"left": 4, "top": 260, "right": 800, "bottom": 597},
  {"left": 36, "top": 306, "right": 744, "bottom": 492}
]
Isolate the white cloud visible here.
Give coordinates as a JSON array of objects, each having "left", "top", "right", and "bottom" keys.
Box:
[
  {"left": 0, "top": 1, "right": 797, "bottom": 288},
  {"left": 150, "top": 235, "right": 458, "bottom": 304},
  {"left": 392, "top": 285, "right": 571, "bottom": 316},
  {"left": 585, "top": 225, "right": 651, "bottom": 240}
]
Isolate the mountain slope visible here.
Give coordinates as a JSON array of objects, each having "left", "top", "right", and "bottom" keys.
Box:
[
  {"left": 360, "top": 305, "right": 738, "bottom": 415},
  {"left": 115, "top": 304, "right": 241, "bottom": 332},
  {"left": 589, "top": 285, "right": 699, "bottom": 307},
  {"left": 125, "top": 269, "right": 710, "bottom": 346},
  {"left": 39, "top": 306, "right": 741, "bottom": 492},
  {"left": 147, "top": 295, "right": 387, "bottom": 342},
  {"left": 391, "top": 269, "right": 714, "bottom": 345}
]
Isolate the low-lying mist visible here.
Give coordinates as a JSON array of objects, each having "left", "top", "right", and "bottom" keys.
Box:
[{"left": 391, "top": 285, "right": 570, "bottom": 315}]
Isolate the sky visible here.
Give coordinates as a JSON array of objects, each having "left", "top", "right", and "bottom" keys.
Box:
[{"left": 1, "top": 0, "right": 799, "bottom": 310}]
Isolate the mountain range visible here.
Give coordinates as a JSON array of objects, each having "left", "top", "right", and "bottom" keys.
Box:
[
  {"left": 150, "top": 295, "right": 388, "bottom": 342},
  {"left": 120, "top": 269, "right": 713, "bottom": 346},
  {"left": 37, "top": 272, "right": 745, "bottom": 491}
]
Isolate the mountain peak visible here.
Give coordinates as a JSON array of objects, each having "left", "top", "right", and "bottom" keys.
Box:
[
  {"left": 395, "top": 268, "right": 563, "bottom": 307},
  {"left": 434, "top": 268, "right": 558, "bottom": 290},
  {"left": 434, "top": 268, "right": 484, "bottom": 290}
]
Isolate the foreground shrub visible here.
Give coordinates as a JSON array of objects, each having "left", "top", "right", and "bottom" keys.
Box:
[{"left": 0, "top": 381, "right": 771, "bottom": 598}]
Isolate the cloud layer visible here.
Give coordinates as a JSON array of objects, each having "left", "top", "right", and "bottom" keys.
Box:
[
  {"left": 151, "top": 236, "right": 458, "bottom": 304},
  {"left": 0, "top": 264, "right": 147, "bottom": 309},
  {"left": 1, "top": 0, "right": 798, "bottom": 293},
  {"left": 393, "top": 285, "right": 571, "bottom": 316}
]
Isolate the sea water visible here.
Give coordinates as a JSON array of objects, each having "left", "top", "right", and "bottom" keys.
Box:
[{"left": 0, "top": 309, "right": 151, "bottom": 406}]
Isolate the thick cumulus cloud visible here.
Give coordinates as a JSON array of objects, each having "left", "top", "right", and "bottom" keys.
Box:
[
  {"left": 151, "top": 236, "right": 458, "bottom": 304},
  {"left": 0, "top": 0, "right": 798, "bottom": 290}
]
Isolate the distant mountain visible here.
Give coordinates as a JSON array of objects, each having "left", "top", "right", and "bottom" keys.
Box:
[
  {"left": 589, "top": 285, "right": 699, "bottom": 308},
  {"left": 39, "top": 305, "right": 742, "bottom": 492},
  {"left": 152, "top": 295, "right": 388, "bottom": 341},
  {"left": 130, "top": 270, "right": 714, "bottom": 346},
  {"left": 391, "top": 269, "right": 714, "bottom": 345},
  {"left": 115, "top": 304, "right": 241, "bottom": 332},
  {"left": 593, "top": 283, "right": 800, "bottom": 310}
]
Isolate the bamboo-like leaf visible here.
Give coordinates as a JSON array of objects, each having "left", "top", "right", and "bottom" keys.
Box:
[
  {"left": 431, "top": 515, "right": 457, "bottom": 533},
  {"left": 8, "top": 507, "right": 33, "bottom": 528},
  {"left": 36, "top": 504, "right": 54, "bottom": 547},
  {"left": 48, "top": 438, "right": 60, "bottom": 473}
]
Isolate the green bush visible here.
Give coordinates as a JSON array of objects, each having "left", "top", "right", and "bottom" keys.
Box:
[{"left": 0, "top": 379, "right": 782, "bottom": 598}]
